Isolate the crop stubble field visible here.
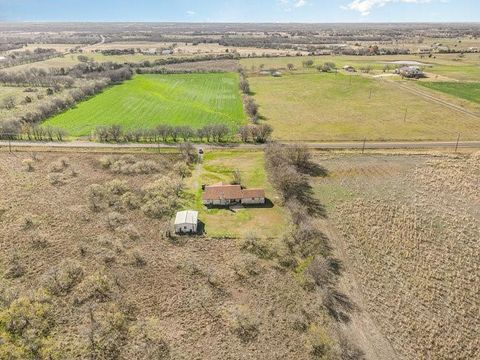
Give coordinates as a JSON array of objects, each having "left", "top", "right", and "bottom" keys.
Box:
[
  {"left": 312, "top": 151, "right": 480, "bottom": 359},
  {"left": 43, "top": 73, "right": 246, "bottom": 137}
]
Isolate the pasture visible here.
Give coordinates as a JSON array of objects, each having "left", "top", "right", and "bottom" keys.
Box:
[
  {"left": 248, "top": 72, "right": 480, "bottom": 141},
  {"left": 43, "top": 73, "right": 246, "bottom": 136}
]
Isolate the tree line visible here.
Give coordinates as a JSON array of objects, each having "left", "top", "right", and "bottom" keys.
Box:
[
  {"left": 92, "top": 124, "right": 232, "bottom": 143},
  {"left": 0, "top": 48, "right": 61, "bottom": 69}
]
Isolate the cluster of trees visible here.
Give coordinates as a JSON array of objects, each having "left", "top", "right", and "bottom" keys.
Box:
[
  {"left": 317, "top": 62, "right": 337, "bottom": 72},
  {"left": 0, "top": 48, "right": 61, "bottom": 69},
  {"left": 93, "top": 123, "right": 232, "bottom": 143},
  {"left": 23, "top": 125, "right": 67, "bottom": 141},
  {"left": 101, "top": 48, "right": 136, "bottom": 56},
  {"left": 67, "top": 61, "right": 133, "bottom": 83},
  {"left": 0, "top": 68, "right": 75, "bottom": 88},
  {"left": 126, "top": 53, "right": 239, "bottom": 69},
  {"left": 238, "top": 124, "right": 273, "bottom": 143},
  {"left": 136, "top": 67, "right": 225, "bottom": 75},
  {"left": 19, "top": 80, "right": 109, "bottom": 125}
]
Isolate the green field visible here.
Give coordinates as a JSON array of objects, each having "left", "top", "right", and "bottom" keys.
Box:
[
  {"left": 249, "top": 72, "right": 480, "bottom": 141},
  {"left": 43, "top": 73, "right": 246, "bottom": 136},
  {"left": 417, "top": 82, "right": 480, "bottom": 104}
]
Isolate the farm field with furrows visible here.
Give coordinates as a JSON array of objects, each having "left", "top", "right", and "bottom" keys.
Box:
[
  {"left": 312, "top": 151, "right": 480, "bottom": 360},
  {"left": 43, "top": 73, "right": 246, "bottom": 136},
  {"left": 0, "top": 150, "right": 334, "bottom": 359},
  {"left": 248, "top": 72, "right": 480, "bottom": 141}
]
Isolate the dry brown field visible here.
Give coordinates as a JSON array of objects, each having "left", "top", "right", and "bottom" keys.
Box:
[
  {"left": 312, "top": 151, "right": 480, "bottom": 359},
  {"left": 0, "top": 150, "right": 338, "bottom": 359}
]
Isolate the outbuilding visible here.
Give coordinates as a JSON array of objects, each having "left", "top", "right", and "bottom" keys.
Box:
[{"left": 174, "top": 210, "right": 198, "bottom": 234}]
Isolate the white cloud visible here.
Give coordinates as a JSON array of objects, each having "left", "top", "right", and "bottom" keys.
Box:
[
  {"left": 343, "top": 0, "right": 433, "bottom": 16},
  {"left": 278, "top": 0, "right": 307, "bottom": 11},
  {"left": 186, "top": 10, "right": 196, "bottom": 16}
]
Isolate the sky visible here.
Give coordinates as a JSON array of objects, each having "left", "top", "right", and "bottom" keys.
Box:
[{"left": 0, "top": 0, "right": 478, "bottom": 23}]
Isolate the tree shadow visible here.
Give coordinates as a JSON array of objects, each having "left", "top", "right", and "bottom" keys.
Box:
[
  {"left": 300, "top": 162, "right": 329, "bottom": 177},
  {"left": 323, "top": 289, "right": 357, "bottom": 323}
]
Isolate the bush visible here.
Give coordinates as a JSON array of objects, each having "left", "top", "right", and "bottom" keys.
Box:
[
  {"left": 229, "top": 307, "right": 259, "bottom": 343},
  {"left": 240, "top": 233, "right": 277, "bottom": 259},
  {"left": 44, "top": 260, "right": 84, "bottom": 296}
]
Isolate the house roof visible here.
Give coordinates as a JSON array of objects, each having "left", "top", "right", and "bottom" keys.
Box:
[
  {"left": 241, "top": 188, "right": 265, "bottom": 198},
  {"left": 203, "top": 184, "right": 243, "bottom": 201},
  {"left": 175, "top": 210, "right": 198, "bottom": 225},
  {"left": 202, "top": 183, "right": 265, "bottom": 201}
]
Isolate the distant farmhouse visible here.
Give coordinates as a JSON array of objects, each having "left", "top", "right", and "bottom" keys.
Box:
[
  {"left": 396, "top": 66, "right": 425, "bottom": 79},
  {"left": 174, "top": 210, "right": 198, "bottom": 234},
  {"left": 343, "top": 65, "right": 356, "bottom": 72},
  {"left": 202, "top": 183, "right": 265, "bottom": 206}
]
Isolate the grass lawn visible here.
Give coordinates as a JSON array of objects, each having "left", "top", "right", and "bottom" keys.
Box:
[
  {"left": 417, "top": 81, "right": 480, "bottom": 104},
  {"left": 249, "top": 72, "right": 480, "bottom": 141},
  {"left": 181, "top": 150, "right": 286, "bottom": 239},
  {"left": 43, "top": 73, "right": 246, "bottom": 136}
]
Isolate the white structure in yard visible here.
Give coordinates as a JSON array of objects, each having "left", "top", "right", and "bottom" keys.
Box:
[{"left": 174, "top": 210, "right": 198, "bottom": 234}]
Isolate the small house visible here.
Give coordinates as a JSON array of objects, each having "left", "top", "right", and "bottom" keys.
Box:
[
  {"left": 343, "top": 65, "right": 356, "bottom": 72},
  {"left": 202, "top": 183, "right": 265, "bottom": 206},
  {"left": 396, "top": 66, "right": 424, "bottom": 79},
  {"left": 174, "top": 210, "right": 198, "bottom": 234}
]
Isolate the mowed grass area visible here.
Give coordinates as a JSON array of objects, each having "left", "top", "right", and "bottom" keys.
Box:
[
  {"left": 182, "top": 150, "right": 286, "bottom": 239},
  {"left": 249, "top": 72, "right": 480, "bottom": 141},
  {"left": 43, "top": 73, "right": 246, "bottom": 136},
  {"left": 417, "top": 81, "right": 480, "bottom": 104}
]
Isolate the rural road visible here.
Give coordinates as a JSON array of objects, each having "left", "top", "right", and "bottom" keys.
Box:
[{"left": 1, "top": 140, "right": 479, "bottom": 150}]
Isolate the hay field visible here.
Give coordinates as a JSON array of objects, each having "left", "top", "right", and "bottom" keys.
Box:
[
  {"left": 249, "top": 72, "right": 480, "bottom": 141},
  {"left": 43, "top": 73, "right": 246, "bottom": 136},
  {"left": 0, "top": 150, "right": 333, "bottom": 359},
  {"left": 312, "top": 152, "right": 480, "bottom": 359}
]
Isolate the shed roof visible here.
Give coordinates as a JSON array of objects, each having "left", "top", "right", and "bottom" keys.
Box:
[{"left": 175, "top": 210, "right": 198, "bottom": 225}]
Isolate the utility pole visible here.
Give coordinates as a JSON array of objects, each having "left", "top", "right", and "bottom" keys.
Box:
[
  {"left": 369, "top": 88, "right": 372, "bottom": 99},
  {"left": 455, "top": 133, "right": 460, "bottom": 153},
  {"left": 403, "top": 106, "right": 408, "bottom": 123}
]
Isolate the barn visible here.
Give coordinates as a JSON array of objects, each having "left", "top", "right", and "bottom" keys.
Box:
[{"left": 174, "top": 210, "right": 198, "bottom": 234}]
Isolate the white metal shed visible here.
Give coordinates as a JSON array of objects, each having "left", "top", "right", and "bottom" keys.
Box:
[{"left": 174, "top": 210, "right": 198, "bottom": 234}]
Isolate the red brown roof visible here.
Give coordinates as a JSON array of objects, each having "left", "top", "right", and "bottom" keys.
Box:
[
  {"left": 241, "top": 188, "right": 265, "bottom": 198},
  {"left": 203, "top": 184, "right": 243, "bottom": 201},
  {"left": 202, "top": 183, "right": 265, "bottom": 201}
]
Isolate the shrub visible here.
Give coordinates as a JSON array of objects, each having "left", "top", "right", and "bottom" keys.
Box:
[
  {"left": 22, "top": 158, "right": 35, "bottom": 172},
  {"left": 44, "top": 260, "right": 84, "bottom": 296},
  {"left": 4, "top": 253, "right": 25, "bottom": 279},
  {"left": 106, "top": 211, "right": 127, "bottom": 230},
  {"left": 306, "top": 256, "right": 333, "bottom": 288},
  {"left": 229, "top": 307, "right": 259, "bottom": 343},
  {"left": 240, "top": 233, "right": 275, "bottom": 259}
]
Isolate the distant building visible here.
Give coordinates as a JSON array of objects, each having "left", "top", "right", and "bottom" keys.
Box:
[
  {"left": 202, "top": 183, "right": 265, "bottom": 206},
  {"left": 417, "top": 47, "right": 431, "bottom": 54},
  {"left": 271, "top": 71, "right": 282, "bottom": 77},
  {"left": 0, "top": 56, "right": 5, "bottom": 61},
  {"left": 343, "top": 65, "right": 356, "bottom": 72},
  {"left": 396, "top": 66, "right": 424, "bottom": 79},
  {"left": 174, "top": 210, "right": 198, "bottom": 234},
  {"left": 161, "top": 49, "right": 173, "bottom": 55}
]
